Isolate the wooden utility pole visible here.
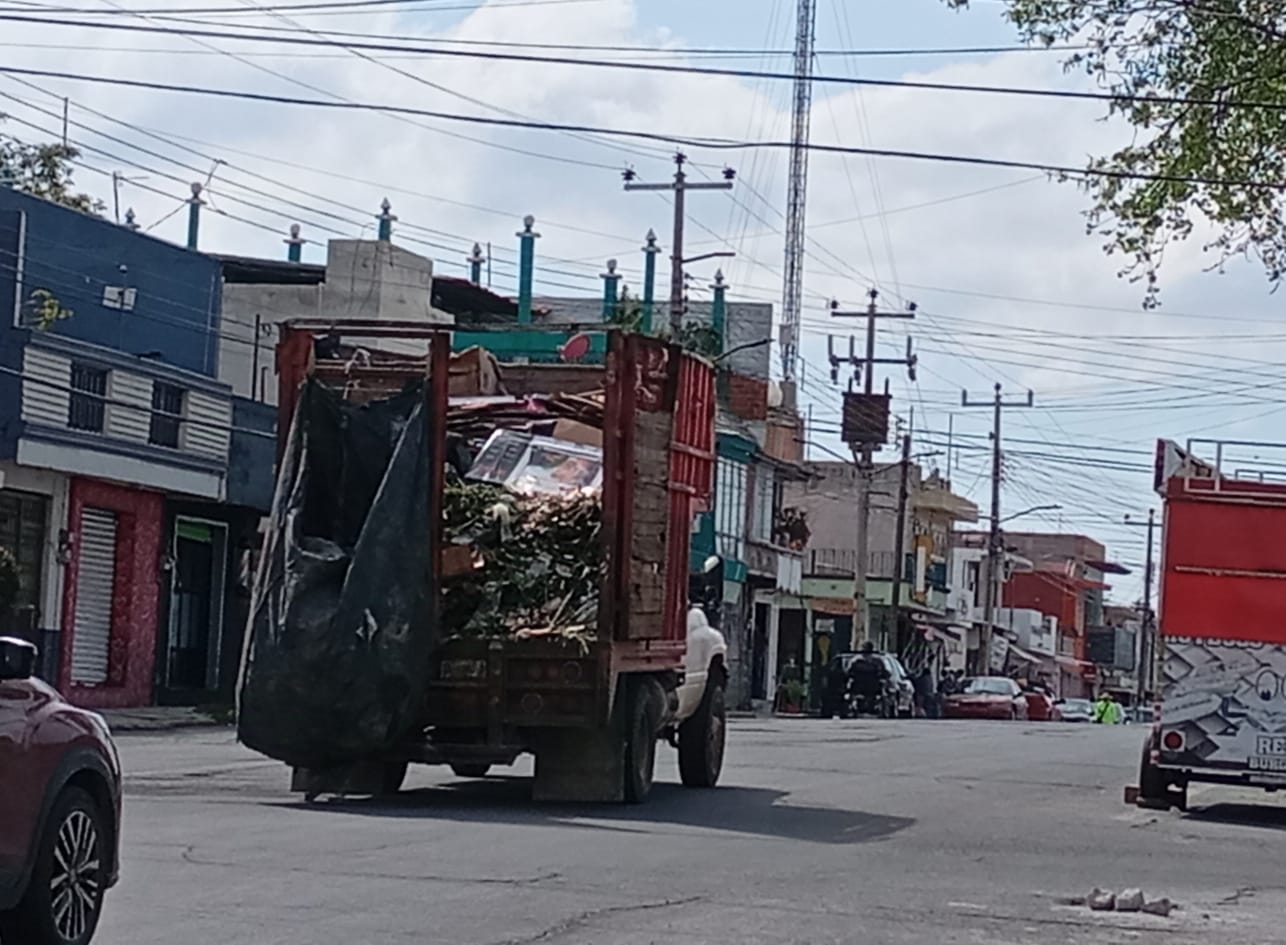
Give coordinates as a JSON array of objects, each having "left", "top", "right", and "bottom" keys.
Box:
[
  {"left": 961, "top": 383, "right": 1034, "bottom": 673},
  {"left": 623, "top": 153, "right": 734, "bottom": 337},
  {"left": 830, "top": 289, "right": 916, "bottom": 648},
  {"left": 1125, "top": 509, "right": 1157, "bottom": 704}
]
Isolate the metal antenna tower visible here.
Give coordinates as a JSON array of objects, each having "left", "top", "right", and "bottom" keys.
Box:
[{"left": 780, "top": 0, "right": 817, "bottom": 383}]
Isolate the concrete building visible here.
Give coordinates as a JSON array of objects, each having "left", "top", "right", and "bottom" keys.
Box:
[
  {"left": 785, "top": 460, "right": 977, "bottom": 700},
  {"left": 1000, "top": 532, "right": 1129, "bottom": 699},
  {"left": 216, "top": 239, "right": 465, "bottom": 405},
  {"left": 0, "top": 187, "right": 255, "bottom": 708}
]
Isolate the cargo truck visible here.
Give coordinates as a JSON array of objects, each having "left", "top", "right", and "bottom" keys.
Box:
[
  {"left": 1131, "top": 438, "right": 1286, "bottom": 810},
  {"left": 237, "top": 321, "right": 726, "bottom": 804}
]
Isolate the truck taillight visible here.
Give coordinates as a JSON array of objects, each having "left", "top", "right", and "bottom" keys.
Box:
[{"left": 1162, "top": 730, "right": 1184, "bottom": 752}]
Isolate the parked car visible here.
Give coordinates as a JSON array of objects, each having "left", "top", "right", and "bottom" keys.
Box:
[
  {"left": 1022, "top": 688, "right": 1059, "bottom": 721},
  {"left": 819, "top": 651, "right": 915, "bottom": 719},
  {"left": 1054, "top": 699, "right": 1095, "bottom": 730},
  {"left": 943, "top": 676, "right": 1029, "bottom": 721},
  {"left": 1056, "top": 698, "right": 1094, "bottom": 723},
  {"left": 0, "top": 637, "right": 122, "bottom": 945},
  {"left": 1124, "top": 705, "right": 1154, "bottom": 725}
]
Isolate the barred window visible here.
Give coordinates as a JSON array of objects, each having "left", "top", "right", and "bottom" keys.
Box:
[
  {"left": 68, "top": 364, "right": 108, "bottom": 433},
  {"left": 149, "top": 383, "right": 185, "bottom": 448}
]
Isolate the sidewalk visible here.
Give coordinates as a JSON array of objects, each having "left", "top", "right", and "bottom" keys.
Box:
[{"left": 101, "top": 705, "right": 233, "bottom": 733}]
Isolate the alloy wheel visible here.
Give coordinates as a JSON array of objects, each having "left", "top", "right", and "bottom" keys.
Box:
[{"left": 49, "top": 809, "right": 101, "bottom": 944}]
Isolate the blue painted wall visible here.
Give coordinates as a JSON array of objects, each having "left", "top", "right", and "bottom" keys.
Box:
[
  {"left": 0, "top": 189, "right": 222, "bottom": 378},
  {"left": 0, "top": 209, "right": 23, "bottom": 458}
]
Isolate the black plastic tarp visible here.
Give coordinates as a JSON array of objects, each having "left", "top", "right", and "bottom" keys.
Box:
[{"left": 237, "top": 378, "right": 435, "bottom": 768}]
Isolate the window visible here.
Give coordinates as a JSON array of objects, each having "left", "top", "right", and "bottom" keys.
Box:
[
  {"left": 0, "top": 489, "right": 48, "bottom": 617},
  {"left": 149, "top": 382, "right": 185, "bottom": 448},
  {"left": 68, "top": 364, "right": 108, "bottom": 432},
  {"left": 715, "top": 457, "right": 747, "bottom": 562}
]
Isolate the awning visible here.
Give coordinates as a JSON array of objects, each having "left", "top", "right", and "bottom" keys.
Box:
[
  {"left": 925, "top": 624, "right": 965, "bottom": 644},
  {"left": 1056, "top": 655, "right": 1095, "bottom": 670},
  {"left": 1006, "top": 643, "right": 1046, "bottom": 665},
  {"left": 809, "top": 597, "right": 855, "bottom": 616}
]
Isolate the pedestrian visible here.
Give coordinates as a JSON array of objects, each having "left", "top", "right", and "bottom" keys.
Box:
[
  {"left": 913, "top": 666, "right": 936, "bottom": 719},
  {"left": 1093, "top": 691, "right": 1122, "bottom": 724}
]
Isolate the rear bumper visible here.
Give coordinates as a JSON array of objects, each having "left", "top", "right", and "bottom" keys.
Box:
[{"left": 944, "top": 705, "right": 1008, "bottom": 720}]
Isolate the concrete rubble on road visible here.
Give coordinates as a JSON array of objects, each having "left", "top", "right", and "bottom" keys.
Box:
[
  {"left": 1116, "top": 888, "right": 1144, "bottom": 912},
  {"left": 1084, "top": 887, "right": 1177, "bottom": 917}
]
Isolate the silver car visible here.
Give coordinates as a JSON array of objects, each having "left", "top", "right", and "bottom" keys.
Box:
[{"left": 1056, "top": 698, "right": 1094, "bottom": 723}]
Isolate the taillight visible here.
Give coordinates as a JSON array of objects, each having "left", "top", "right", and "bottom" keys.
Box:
[{"left": 1162, "top": 730, "right": 1184, "bottom": 752}]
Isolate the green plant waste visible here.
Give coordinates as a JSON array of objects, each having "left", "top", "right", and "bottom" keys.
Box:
[{"left": 441, "top": 480, "right": 603, "bottom": 651}]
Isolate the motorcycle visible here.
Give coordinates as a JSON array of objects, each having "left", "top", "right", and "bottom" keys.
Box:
[{"left": 842, "top": 682, "right": 895, "bottom": 719}]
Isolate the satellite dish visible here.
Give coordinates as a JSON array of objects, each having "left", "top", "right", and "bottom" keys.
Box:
[{"left": 560, "top": 333, "right": 592, "bottom": 362}]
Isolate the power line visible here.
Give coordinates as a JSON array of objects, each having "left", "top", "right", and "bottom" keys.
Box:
[
  {"left": 0, "top": 0, "right": 595, "bottom": 15},
  {"left": 3, "top": 14, "right": 1270, "bottom": 116}
]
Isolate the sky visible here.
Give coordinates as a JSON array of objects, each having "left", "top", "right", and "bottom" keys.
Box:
[{"left": 2, "top": 0, "right": 1283, "bottom": 606}]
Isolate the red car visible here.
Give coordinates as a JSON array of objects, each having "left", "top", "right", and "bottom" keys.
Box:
[
  {"left": 944, "top": 676, "right": 1030, "bottom": 721},
  {"left": 1022, "top": 689, "right": 1060, "bottom": 722},
  {"left": 0, "top": 637, "right": 122, "bottom": 945}
]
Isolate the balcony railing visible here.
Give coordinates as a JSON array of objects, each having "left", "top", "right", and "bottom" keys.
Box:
[{"left": 806, "top": 549, "right": 946, "bottom": 588}]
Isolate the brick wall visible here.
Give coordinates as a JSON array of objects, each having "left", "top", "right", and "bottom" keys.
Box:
[{"left": 725, "top": 373, "right": 768, "bottom": 421}]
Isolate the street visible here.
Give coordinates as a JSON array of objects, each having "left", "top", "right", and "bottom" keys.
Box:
[{"left": 96, "top": 719, "right": 1286, "bottom": 945}]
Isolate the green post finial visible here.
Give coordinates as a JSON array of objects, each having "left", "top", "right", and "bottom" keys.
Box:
[
  {"left": 641, "top": 228, "right": 660, "bottom": 334},
  {"left": 468, "top": 242, "right": 486, "bottom": 285},
  {"left": 376, "top": 198, "right": 396, "bottom": 242},
  {"left": 185, "top": 182, "right": 204, "bottom": 250},
  {"left": 285, "top": 223, "right": 304, "bottom": 262},
  {"left": 601, "top": 258, "right": 621, "bottom": 321},
  {"left": 517, "top": 215, "right": 539, "bottom": 325},
  {"left": 711, "top": 269, "right": 727, "bottom": 355}
]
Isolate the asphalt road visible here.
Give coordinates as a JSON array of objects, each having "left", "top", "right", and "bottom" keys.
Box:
[{"left": 96, "top": 719, "right": 1286, "bottom": 945}]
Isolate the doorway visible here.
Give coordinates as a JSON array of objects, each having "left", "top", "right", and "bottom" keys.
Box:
[
  {"left": 164, "top": 518, "right": 227, "bottom": 693},
  {"left": 751, "top": 601, "right": 770, "bottom": 700}
]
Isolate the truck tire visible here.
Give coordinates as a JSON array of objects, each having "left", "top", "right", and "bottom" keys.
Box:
[
  {"left": 450, "top": 763, "right": 491, "bottom": 778},
  {"left": 679, "top": 680, "right": 726, "bottom": 788},
  {"left": 624, "top": 678, "right": 661, "bottom": 803},
  {"left": 1137, "top": 738, "right": 1172, "bottom": 810},
  {"left": 381, "top": 762, "right": 408, "bottom": 795}
]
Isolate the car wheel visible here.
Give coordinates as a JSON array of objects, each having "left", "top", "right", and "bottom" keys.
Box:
[
  {"left": 0, "top": 787, "right": 108, "bottom": 945},
  {"left": 449, "top": 763, "right": 491, "bottom": 778},
  {"left": 679, "top": 679, "right": 726, "bottom": 788}
]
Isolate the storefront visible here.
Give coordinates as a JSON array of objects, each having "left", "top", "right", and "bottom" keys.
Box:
[
  {"left": 59, "top": 477, "right": 163, "bottom": 709},
  {"left": 155, "top": 501, "right": 261, "bottom": 705},
  {"left": 0, "top": 464, "right": 69, "bottom": 680}
]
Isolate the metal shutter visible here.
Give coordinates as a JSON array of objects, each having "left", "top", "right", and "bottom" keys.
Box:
[{"left": 71, "top": 508, "right": 118, "bottom": 685}]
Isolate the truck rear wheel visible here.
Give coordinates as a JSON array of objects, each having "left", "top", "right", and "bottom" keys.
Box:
[
  {"left": 679, "top": 680, "right": 726, "bottom": 788},
  {"left": 624, "top": 678, "right": 661, "bottom": 803},
  {"left": 382, "top": 762, "right": 408, "bottom": 795},
  {"left": 1138, "top": 737, "right": 1178, "bottom": 810}
]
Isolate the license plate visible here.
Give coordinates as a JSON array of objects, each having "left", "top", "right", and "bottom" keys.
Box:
[{"left": 440, "top": 659, "right": 487, "bottom": 681}]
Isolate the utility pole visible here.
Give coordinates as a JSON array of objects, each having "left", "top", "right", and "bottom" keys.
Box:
[
  {"left": 1125, "top": 509, "right": 1158, "bottom": 705},
  {"left": 780, "top": 0, "right": 817, "bottom": 384},
  {"left": 623, "top": 153, "right": 734, "bottom": 337},
  {"left": 962, "top": 383, "right": 1034, "bottom": 674},
  {"left": 831, "top": 289, "right": 917, "bottom": 648},
  {"left": 890, "top": 427, "right": 913, "bottom": 656}
]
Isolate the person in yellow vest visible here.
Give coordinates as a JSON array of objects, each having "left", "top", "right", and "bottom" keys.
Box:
[{"left": 1093, "top": 691, "right": 1122, "bottom": 724}]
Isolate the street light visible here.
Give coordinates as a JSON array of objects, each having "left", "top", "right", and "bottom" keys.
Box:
[{"left": 1000, "top": 503, "right": 1062, "bottom": 525}]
